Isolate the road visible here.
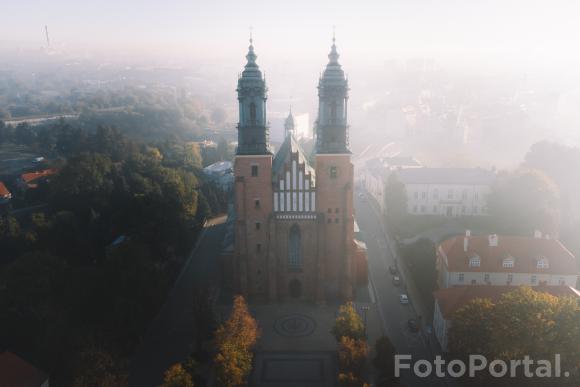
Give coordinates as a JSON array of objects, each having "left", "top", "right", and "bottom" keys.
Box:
[
  {"left": 354, "top": 194, "right": 448, "bottom": 387},
  {"left": 128, "top": 216, "right": 227, "bottom": 387}
]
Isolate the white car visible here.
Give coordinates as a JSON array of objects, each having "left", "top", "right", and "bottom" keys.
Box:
[{"left": 399, "top": 294, "right": 409, "bottom": 304}]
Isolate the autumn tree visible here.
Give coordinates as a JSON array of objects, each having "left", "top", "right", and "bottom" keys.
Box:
[
  {"left": 214, "top": 295, "right": 259, "bottom": 387},
  {"left": 71, "top": 348, "right": 128, "bottom": 387},
  {"left": 338, "top": 372, "right": 371, "bottom": 387},
  {"left": 339, "top": 336, "right": 368, "bottom": 376},
  {"left": 332, "top": 302, "right": 365, "bottom": 341},
  {"left": 448, "top": 298, "right": 495, "bottom": 358},
  {"left": 161, "top": 363, "right": 194, "bottom": 387}
]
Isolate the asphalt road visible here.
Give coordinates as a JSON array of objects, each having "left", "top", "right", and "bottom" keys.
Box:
[
  {"left": 128, "top": 216, "right": 227, "bottom": 387},
  {"left": 354, "top": 195, "right": 448, "bottom": 387}
]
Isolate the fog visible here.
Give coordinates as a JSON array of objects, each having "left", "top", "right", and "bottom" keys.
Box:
[{"left": 2, "top": 0, "right": 580, "bottom": 166}]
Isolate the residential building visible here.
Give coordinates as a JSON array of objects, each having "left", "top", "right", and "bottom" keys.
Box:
[
  {"left": 0, "top": 351, "right": 49, "bottom": 387},
  {"left": 433, "top": 285, "right": 580, "bottom": 351},
  {"left": 0, "top": 181, "right": 11, "bottom": 203},
  {"left": 226, "top": 37, "right": 367, "bottom": 303},
  {"left": 437, "top": 232, "right": 579, "bottom": 288},
  {"left": 19, "top": 169, "right": 58, "bottom": 189},
  {"left": 394, "top": 167, "right": 495, "bottom": 216}
]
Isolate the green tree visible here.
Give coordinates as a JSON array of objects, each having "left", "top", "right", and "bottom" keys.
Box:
[
  {"left": 332, "top": 302, "right": 365, "bottom": 341},
  {"left": 448, "top": 298, "right": 495, "bottom": 358},
  {"left": 161, "top": 363, "right": 194, "bottom": 387},
  {"left": 400, "top": 238, "right": 437, "bottom": 304},
  {"left": 373, "top": 336, "right": 397, "bottom": 385}
]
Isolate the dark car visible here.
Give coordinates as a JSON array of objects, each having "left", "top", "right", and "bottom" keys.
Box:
[
  {"left": 389, "top": 265, "right": 397, "bottom": 275},
  {"left": 407, "top": 318, "right": 419, "bottom": 332}
]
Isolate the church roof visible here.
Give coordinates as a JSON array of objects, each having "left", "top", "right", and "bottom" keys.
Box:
[{"left": 272, "top": 134, "right": 315, "bottom": 182}]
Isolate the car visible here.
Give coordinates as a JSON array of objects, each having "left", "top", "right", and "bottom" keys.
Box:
[
  {"left": 388, "top": 266, "right": 397, "bottom": 275},
  {"left": 399, "top": 294, "right": 409, "bottom": 304},
  {"left": 358, "top": 192, "right": 366, "bottom": 199},
  {"left": 392, "top": 276, "right": 401, "bottom": 286},
  {"left": 407, "top": 318, "right": 419, "bottom": 332}
]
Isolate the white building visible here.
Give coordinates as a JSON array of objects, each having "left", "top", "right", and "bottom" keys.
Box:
[
  {"left": 437, "top": 232, "right": 579, "bottom": 289},
  {"left": 433, "top": 285, "right": 580, "bottom": 352},
  {"left": 203, "top": 160, "right": 234, "bottom": 191},
  {"left": 395, "top": 168, "right": 495, "bottom": 217}
]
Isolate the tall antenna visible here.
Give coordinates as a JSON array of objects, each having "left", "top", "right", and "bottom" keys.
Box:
[{"left": 44, "top": 25, "right": 50, "bottom": 48}]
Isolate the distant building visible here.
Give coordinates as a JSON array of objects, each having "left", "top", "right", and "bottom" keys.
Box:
[
  {"left": 19, "top": 169, "right": 58, "bottom": 189},
  {"left": 203, "top": 160, "right": 234, "bottom": 191},
  {"left": 433, "top": 285, "right": 580, "bottom": 352},
  {"left": 437, "top": 232, "right": 579, "bottom": 288},
  {"left": 0, "top": 351, "right": 49, "bottom": 387},
  {"left": 0, "top": 181, "right": 11, "bottom": 203},
  {"left": 395, "top": 167, "right": 495, "bottom": 216},
  {"left": 362, "top": 156, "right": 422, "bottom": 213}
]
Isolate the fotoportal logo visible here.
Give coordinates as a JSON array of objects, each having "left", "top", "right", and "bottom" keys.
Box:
[{"left": 395, "top": 354, "right": 572, "bottom": 378}]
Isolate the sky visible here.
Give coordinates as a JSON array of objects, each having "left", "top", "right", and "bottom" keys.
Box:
[{"left": 3, "top": 0, "right": 580, "bottom": 73}]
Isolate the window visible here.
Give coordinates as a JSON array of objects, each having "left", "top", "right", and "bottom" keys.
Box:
[
  {"left": 462, "top": 189, "right": 467, "bottom": 199},
  {"left": 330, "top": 100, "right": 337, "bottom": 124},
  {"left": 251, "top": 165, "right": 259, "bottom": 177},
  {"left": 255, "top": 222, "right": 261, "bottom": 230},
  {"left": 420, "top": 205, "right": 425, "bottom": 213},
  {"left": 558, "top": 278, "right": 566, "bottom": 285},
  {"left": 502, "top": 258, "right": 514, "bottom": 268},
  {"left": 433, "top": 189, "right": 439, "bottom": 199},
  {"left": 531, "top": 275, "right": 537, "bottom": 285},
  {"left": 537, "top": 258, "right": 549, "bottom": 269},
  {"left": 330, "top": 166, "right": 337, "bottom": 178},
  {"left": 414, "top": 192, "right": 419, "bottom": 200},
  {"left": 458, "top": 273, "right": 465, "bottom": 282},
  {"left": 471, "top": 279, "right": 477, "bottom": 285},
  {"left": 288, "top": 224, "right": 302, "bottom": 268},
  {"left": 328, "top": 208, "right": 332, "bottom": 213},
  {"left": 473, "top": 206, "right": 478, "bottom": 214},
  {"left": 422, "top": 192, "right": 427, "bottom": 199},
  {"left": 335, "top": 218, "right": 339, "bottom": 223},
  {"left": 256, "top": 243, "right": 261, "bottom": 253},
  {"left": 413, "top": 205, "right": 418, "bottom": 213},
  {"left": 474, "top": 192, "right": 479, "bottom": 201},
  {"left": 335, "top": 208, "right": 339, "bottom": 213},
  {"left": 250, "top": 102, "right": 257, "bottom": 123},
  {"left": 327, "top": 218, "right": 332, "bottom": 223},
  {"left": 469, "top": 255, "right": 481, "bottom": 267},
  {"left": 484, "top": 273, "right": 490, "bottom": 283},
  {"left": 448, "top": 189, "right": 453, "bottom": 199},
  {"left": 461, "top": 206, "right": 466, "bottom": 214},
  {"left": 255, "top": 199, "right": 261, "bottom": 209},
  {"left": 507, "top": 274, "right": 513, "bottom": 283},
  {"left": 433, "top": 205, "right": 437, "bottom": 213}
]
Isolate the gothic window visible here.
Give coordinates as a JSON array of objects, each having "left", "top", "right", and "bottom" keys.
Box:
[
  {"left": 251, "top": 165, "right": 258, "bottom": 176},
  {"left": 288, "top": 224, "right": 302, "bottom": 269},
  {"left": 330, "top": 166, "right": 337, "bottom": 178},
  {"left": 250, "top": 102, "right": 257, "bottom": 124}
]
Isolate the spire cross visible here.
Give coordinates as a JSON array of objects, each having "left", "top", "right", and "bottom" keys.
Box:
[
  {"left": 249, "top": 25, "right": 253, "bottom": 44},
  {"left": 332, "top": 25, "right": 336, "bottom": 43}
]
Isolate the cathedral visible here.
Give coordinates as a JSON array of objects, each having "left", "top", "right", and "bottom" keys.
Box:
[{"left": 227, "top": 36, "right": 367, "bottom": 303}]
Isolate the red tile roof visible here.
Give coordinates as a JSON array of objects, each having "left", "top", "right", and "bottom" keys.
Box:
[
  {"left": 434, "top": 285, "right": 580, "bottom": 319},
  {"left": 0, "top": 351, "right": 48, "bottom": 387},
  {"left": 0, "top": 181, "right": 10, "bottom": 198},
  {"left": 438, "top": 234, "right": 577, "bottom": 275},
  {"left": 21, "top": 169, "right": 57, "bottom": 184}
]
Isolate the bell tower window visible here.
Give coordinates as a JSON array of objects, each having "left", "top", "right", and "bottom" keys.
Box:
[
  {"left": 250, "top": 102, "right": 257, "bottom": 124},
  {"left": 330, "top": 100, "right": 337, "bottom": 124},
  {"left": 288, "top": 224, "right": 302, "bottom": 269}
]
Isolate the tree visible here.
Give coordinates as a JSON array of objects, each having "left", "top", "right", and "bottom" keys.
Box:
[
  {"left": 338, "top": 336, "right": 368, "bottom": 376},
  {"left": 373, "top": 336, "right": 397, "bottom": 385},
  {"left": 332, "top": 302, "right": 365, "bottom": 341},
  {"left": 384, "top": 174, "right": 408, "bottom": 232},
  {"left": 71, "top": 348, "right": 128, "bottom": 387},
  {"left": 488, "top": 169, "right": 560, "bottom": 236},
  {"left": 161, "top": 364, "right": 194, "bottom": 387},
  {"left": 338, "top": 372, "right": 371, "bottom": 387},
  {"left": 400, "top": 238, "right": 437, "bottom": 304},
  {"left": 448, "top": 298, "right": 495, "bottom": 358},
  {"left": 214, "top": 296, "right": 259, "bottom": 387}
]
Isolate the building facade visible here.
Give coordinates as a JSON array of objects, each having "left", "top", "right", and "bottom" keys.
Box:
[
  {"left": 437, "top": 232, "right": 579, "bottom": 289},
  {"left": 395, "top": 168, "right": 495, "bottom": 217},
  {"left": 231, "top": 37, "right": 366, "bottom": 303}
]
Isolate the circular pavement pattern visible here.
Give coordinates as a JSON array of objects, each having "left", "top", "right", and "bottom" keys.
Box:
[{"left": 273, "top": 314, "right": 317, "bottom": 338}]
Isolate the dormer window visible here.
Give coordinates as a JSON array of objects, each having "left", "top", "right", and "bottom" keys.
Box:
[
  {"left": 469, "top": 255, "right": 481, "bottom": 268},
  {"left": 502, "top": 257, "right": 514, "bottom": 268},
  {"left": 537, "top": 257, "right": 549, "bottom": 269}
]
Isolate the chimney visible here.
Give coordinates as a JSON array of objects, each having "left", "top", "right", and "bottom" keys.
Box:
[
  {"left": 464, "top": 237, "right": 469, "bottom": 252},
  {"left": 534, "top": 230, "right": 542, "bottom": 239},
  {"left": 488, "top": 234, "right": 499, "bottom": 247}
]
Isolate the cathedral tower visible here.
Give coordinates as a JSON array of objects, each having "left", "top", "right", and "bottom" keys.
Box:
[
  {"left": 234, "top": 38, "right": 274, "bottom": 299},
  {"left": 315, "top": 37, "right": 356, "bottom": 300}
]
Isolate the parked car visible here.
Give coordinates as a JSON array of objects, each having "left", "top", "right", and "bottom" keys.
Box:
[
  {"left": 392, "top": 276, "right": 401, "bottom": 286},
  {"left": 399, "top": 294, "right": 409, "bottom": 304},
  {"left": 407, "top": 318, "right": 419, "bottom": 332},
  {"left": 388, "top": 265, "right": 397, "bottom": 275}
]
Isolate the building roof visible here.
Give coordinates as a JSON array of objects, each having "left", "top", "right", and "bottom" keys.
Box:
[
  {"left": 439, "top": 234, "right": 577, "bottom": 275},
  {"left": 383, "top": 156, "right": 422, "bottom": 168},
  {"left": 272, "top": 134, "right": 315, "bottom": 182},
  {"left": 396, "top": 167, "right": 495, "bottom": 185},
  {"left": 203, "top": 161, "right": 233, "bottom": 175},
  {"left": 21, "top": 169, "right": 57, "bottom": 184},
  {"left": 434, "top": 285, "right": 580, "bottom": 319},
  {"left": 0, "top": 351, "right": 48, "bottom": 387},
  {"left": 0, "top": 181, "right": 10, "bottom": 197}
]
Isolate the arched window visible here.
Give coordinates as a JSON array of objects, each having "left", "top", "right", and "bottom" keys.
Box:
[
  {"left": 249, "top": 102, "right": 257, "bottom": 124},
  {"left": 288, "top": 224, "right": 302, "bottom": 268}
]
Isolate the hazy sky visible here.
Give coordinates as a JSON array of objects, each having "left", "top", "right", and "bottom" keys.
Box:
[{"left": 3, "top": 0, "right": 580, "bottom": 72}]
